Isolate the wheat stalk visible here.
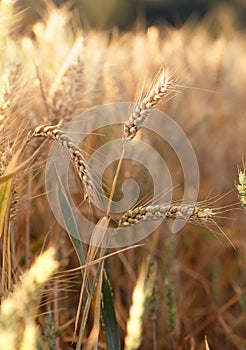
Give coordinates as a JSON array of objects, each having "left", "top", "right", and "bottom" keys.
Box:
[
  {"left": 118, "top": 204, "right": 214, "bottom": 228},
  {"left": 123, "top": 70, "right": 174, "bottom": 141},
  {"left": 33, "top": 123, "right": 99, "bottom": 203}
]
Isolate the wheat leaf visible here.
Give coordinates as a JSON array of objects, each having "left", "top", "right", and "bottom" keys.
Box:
[
  {"left": 101, "top": 270, "right": 121, "bottom": 350},
  {"left": 57, "top": 186, "right": 86, "bottom": 268}
]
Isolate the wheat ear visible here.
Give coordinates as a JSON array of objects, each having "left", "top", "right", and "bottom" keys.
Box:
[
  {"left": 124, "top": 256, "right": 157, "bottom": 350},
  {"left": 123, "top": 70, "right": 173, "bottom": 141},
  {"left": 48, "top": 37, "right": 84, "bottom": 121},
  {"left": 118, "top": 204, "right": 214, "bottom": 228},
  {"left": 33, "top": 123, "right": 98, "bottom": 203},
  {"left": 0, "top": 249, "right": 57, "bottom": 350}
]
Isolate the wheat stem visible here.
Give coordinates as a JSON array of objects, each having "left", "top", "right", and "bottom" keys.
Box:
[{"left": 106, "top": 145, "right": 126, "bottom": 215}]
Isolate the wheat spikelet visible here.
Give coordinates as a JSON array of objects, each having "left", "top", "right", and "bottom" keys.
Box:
[
  {"left": 0, "top": 60, "right": 22, "bottom": 124},
  {"left": 42, "top": 307, "right": 55, "bottom": 350},
  {"left": 118, "top": 204, "right": 214, "bottom": 228},
  {"left": 164, "top": 277, "right": 176, "bottom": 336},
  {"left": 147, "top": 258, "right": 158, "bottom": 323},
  {"left": 0, "top": 145, "right": 19, "bottom": 221},
  {"left": 0, "top": 145, "right": 13, "bottom": 175},
  {"left": 123, "top": 70, "right": 174, "bottom": 141},
  {"left": 33, "top": 123, "right": 98, "bottom": 203},
  {"left": 236, "top": 168, "right": 246, "bottom": 209},
  {"left": 49, "top": 37, "right": 84, "bottom": 100},
  {"left": 48, "top": 37, "right": 84, "bottom": 121},
  {"left": 0, "top": 61, "right": 22, "bottom": 200},
  {"left": 83, "top": 33, "right": 108, "bottom": 109},
  {"left": 9, "top": 176, "right": 19, "bottom": 221}
]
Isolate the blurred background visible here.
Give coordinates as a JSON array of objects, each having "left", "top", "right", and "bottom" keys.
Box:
[
  {"left": 1, "top": 0, "right": 246, "bottom": 349},
  {"left": 16, "top": 0, "right": 246, "bottom": 32}
]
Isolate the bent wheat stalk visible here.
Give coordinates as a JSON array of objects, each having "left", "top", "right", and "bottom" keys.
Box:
[
  {"left": 33, "top": 123, "right": 98, "bottom": 203},
  {"left": 123, "top": 70, "right": 174, "bottom": 141}
]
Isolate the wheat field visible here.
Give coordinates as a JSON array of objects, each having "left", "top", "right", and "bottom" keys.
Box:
[{"left": 0, "top": 1, "right": 246, "bottom": 349}]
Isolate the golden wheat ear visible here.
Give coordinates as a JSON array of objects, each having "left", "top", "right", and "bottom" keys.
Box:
[
  {"left": 124, "top": 256, "right": 158, "bottom": 350},
  {"left": 0, "top": 248, "right": 58, "bottom": 350},
  {"left": 236, "top": 168, "right": 246, "bottom": 209},
  {"left": 118, "top": 204, "right": 214, "bottom": 228},
  {"left": 32, "top": 122, "right": 101, "bottom": 204},
  {"left": 123, "top": 69, "right": 174, "bottom": 142}
]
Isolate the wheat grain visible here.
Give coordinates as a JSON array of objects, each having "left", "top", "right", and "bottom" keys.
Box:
[
  {"left": 118, "top": 204, "right": 214, "bottom": 228},
  {"left": 123, "top": 70, "right": 173, "bottom": 141},
  {"left": 33, "top": 123, "right": 98, "bottom": 203}
]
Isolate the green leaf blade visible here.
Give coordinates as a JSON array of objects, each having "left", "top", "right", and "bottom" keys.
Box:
[{"left": 101, "top": 271, "right": 121, "bottom": 350}]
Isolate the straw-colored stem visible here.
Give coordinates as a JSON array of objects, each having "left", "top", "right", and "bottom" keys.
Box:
[{"left": 106, "top": 145, "right": 126, "bottom": 215}]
